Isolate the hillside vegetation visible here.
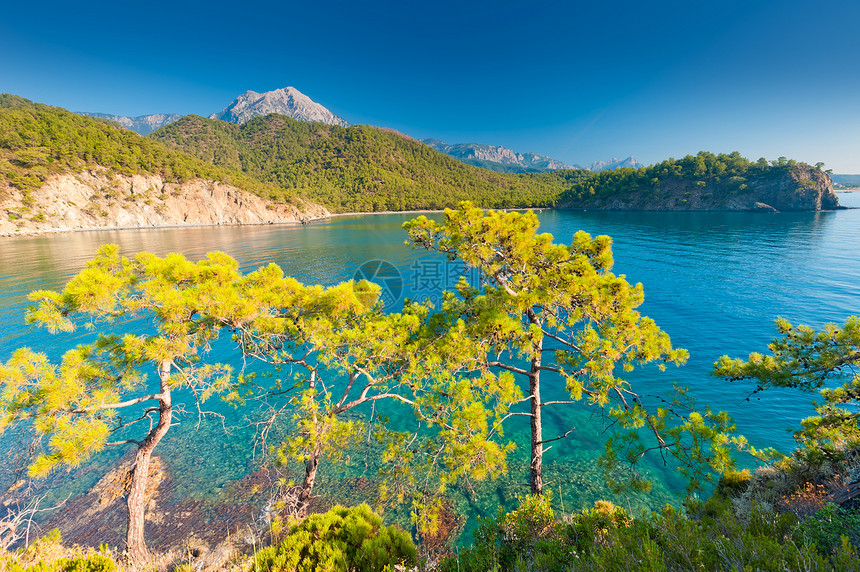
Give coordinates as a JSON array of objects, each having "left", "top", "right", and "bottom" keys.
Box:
[
  {"left": 558, "top": 151, "right": 839, "bottom": 211},
  {"left": 149, "top": 114, "right": 586, "bottom": 212},
  {"left": 0, "top": 95, "right": 838, "bottom": 221},
  {"left": 0, "top": 94, "right": 296, "bottom": 205}
]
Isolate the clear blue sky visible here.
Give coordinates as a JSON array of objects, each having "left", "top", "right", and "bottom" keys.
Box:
[{"left": 3, "top": 0, "right": 859, "bottom": 171}]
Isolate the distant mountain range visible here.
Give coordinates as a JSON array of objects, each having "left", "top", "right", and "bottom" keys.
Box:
[
  {"left": 421, "top": 139, "right": 577, "bottom": 173},
  {"left": 421, "top": 139, "right": 644, "bottom": 174},
  {"left": 831, "top": 174, "right": 860, "bottom": 188},
  {"left": 587, "top": 156, "right": 644, "bottom": 171},
  {"left": 79, "top": 87, "right": 641, "bottom": 173},
  {"left": 79, "top": 112, "right": 183, "bottom": 136}
]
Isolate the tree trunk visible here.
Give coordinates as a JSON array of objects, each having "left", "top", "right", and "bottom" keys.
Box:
[
  {"left": 526, "top": 308, "right": 544, "bottom": 496},
  {"left": 529, "top": 364, "right": 543, "bottom": 495},
  {"left": 295, "top": 370, "right": 321, "bottom": 515},
  {"left": 126, "top": 359, "right": 173, "bottom": 569},
  {"left": 296, "top": 446, "right": 321, "bottom": 515}
]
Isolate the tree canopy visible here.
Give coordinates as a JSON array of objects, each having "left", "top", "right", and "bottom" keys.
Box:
[
  {"left": 714, "top": 316, "right": 860, "bottom": 463},
  {"left": 405, "top": 202, "right": 741, "bottom": 494},
  {"left": 0, "top": 245, "right": 256, "bottom": 566}
]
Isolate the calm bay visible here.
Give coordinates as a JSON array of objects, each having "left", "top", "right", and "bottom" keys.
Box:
[{"left": 2, "top": 193, "right": 859, "bottom": 539}]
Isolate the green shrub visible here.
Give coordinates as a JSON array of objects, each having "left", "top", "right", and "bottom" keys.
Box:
[
  {"left": 793, "top": 503, "right": 860, "bottom": 554},
  {"left": 253, "top": 504, "right": 416, "bottom": 572},
  {"left": 0, "top": 530, "right": 119, "bottom": 572},
  {"left": 440, "top": 495, "right": 632, "bottom": 572},
  {"left": 441, "top": 495, "right": 859, "bottom": 572}
]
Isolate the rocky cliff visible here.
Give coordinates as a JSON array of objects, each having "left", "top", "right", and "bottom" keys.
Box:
[
  {"left": 0, "top": 171, "right": 329, "bottom": 236},
  {"left": 558, "top": 164, "right": 840, "bottom": 212}
]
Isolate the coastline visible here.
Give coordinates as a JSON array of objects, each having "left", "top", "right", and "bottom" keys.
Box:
[
  {"left": 329, "top": 209, "right": 446, "bottom": 217},
  {"left": 1, "top": 208, "right": 512, "bottom": 237},
  {"left": 2, "top": 195, "right": 853, "bottom": 238},
  {"left": 0, "top": 213, "right": 331, "bottom": 238}
]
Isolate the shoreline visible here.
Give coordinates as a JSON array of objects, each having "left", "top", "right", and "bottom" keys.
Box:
[
  {"left": 0, "top": 214, "right": 330, "bottom": 239},
  {"left": 2, "top": 199, "right": 853, "bottom": 238},
  {"left": 329, "top": 209, "right": 446, "bottom": 217}
]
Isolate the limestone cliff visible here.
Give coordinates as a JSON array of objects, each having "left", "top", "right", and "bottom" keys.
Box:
[
  {"left": 557, "top": 164, "right": 840, "bottom": 212},
  {"left": 0, "top": 171, "right": 329, "bottom": 236}
]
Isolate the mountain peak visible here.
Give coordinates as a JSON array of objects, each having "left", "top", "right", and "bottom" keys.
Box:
[{"left": 210, "top": 87, "right": 350, "bottom": 127}]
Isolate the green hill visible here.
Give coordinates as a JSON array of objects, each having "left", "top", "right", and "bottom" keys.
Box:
[
  {"left": 0, "top": 94, "right": 296, "bottom": 205},
  {"left": 557, "top": 151, "right": 839, "bottom": 211},
  {"left": 149, "top": 114, "right": 586, "bottom": 212}
]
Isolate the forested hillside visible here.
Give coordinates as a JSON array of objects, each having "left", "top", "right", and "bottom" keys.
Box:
[
  {"left": 0, "top": 94, "right": 296, "bottom": 205},
  {"left": 1, "top": 96, "right": 838, "bottom": 218},
  {"left": 150, "top": 114, "right": 586, "bottom": 212},
  {"left": 558, "top": 151, "right": 839, "bottom": 211}
]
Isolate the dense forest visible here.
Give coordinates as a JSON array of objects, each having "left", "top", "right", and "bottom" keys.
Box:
[
  {"left": 149, "top": 114, "right": 587, "bottom": 212},
  {"left": 0, "top": 95, "right": 296, "bottom": 205},
  {"left": 557, "top": 151, "right": 837, "bottom": 210}
]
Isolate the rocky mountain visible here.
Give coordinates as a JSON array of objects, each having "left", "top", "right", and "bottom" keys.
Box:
[
  {"left": 79, "top": 112, "right": 182, "bottom": 135},
  {"left": 588, "top": 156, "right": 644, "bottom": 171},
  {"left": 421, "top": 139, "right": 577, "bottom": 173},
  {"left": 210, "top": 87, "right": 349, "bottom": 126}
]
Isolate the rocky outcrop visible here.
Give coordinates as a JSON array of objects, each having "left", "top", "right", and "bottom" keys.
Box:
[
  {"left": 0, "top": 171, "right": 329, "bottom": 236},
  {"left": 211, "top": 87, "right": 349, "bottom": 126},
  {"left": 558, "top": 165, "right": 840, "bottom": 212}
]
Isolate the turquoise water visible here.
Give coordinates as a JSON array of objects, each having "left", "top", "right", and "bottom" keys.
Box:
[{"left": 1, "top": 194, "right": 859, "bottom": 540}]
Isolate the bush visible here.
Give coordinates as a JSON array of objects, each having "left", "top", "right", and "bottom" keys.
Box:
[
  {"left": 793, "top": 503, "right": 860, "bottom": 555},
  {"left": 0, "top": 530, "right": 119, "bottom": 572},
  {"left": 441, "top": 494, "right": 860, "bottom": 572},
  {"left": 253, "top": 504, "right": 416, "bottom": 572},
  {"left": 440, "top": 495, "right": 632, "bottom": 572}
]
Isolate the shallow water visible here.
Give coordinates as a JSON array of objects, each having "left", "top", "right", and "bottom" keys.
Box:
[{"left": 2, "top": 194, "right": 859, "bottom": 541}]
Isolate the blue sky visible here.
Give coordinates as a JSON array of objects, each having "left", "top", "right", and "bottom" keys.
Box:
[{"left": 2, "top": 0, "right": 859, "bottom": 171}]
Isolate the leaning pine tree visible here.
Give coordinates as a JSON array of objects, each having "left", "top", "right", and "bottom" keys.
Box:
[
  {"left": 0, "top": 246, "right": 253, "bottom": 568},
  {"left": 405, "top": 202, "right": 741, "bottom": 494}
]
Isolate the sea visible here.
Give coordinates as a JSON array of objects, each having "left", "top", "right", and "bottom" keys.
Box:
[{"left": 1, "top": 192, "right": 858, "bottom": 543}]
